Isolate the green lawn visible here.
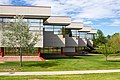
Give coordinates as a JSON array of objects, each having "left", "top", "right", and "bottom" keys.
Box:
[
  {"left": 0, "top": 73, "right": 120, "bottom": 80},
  {"left": 0, "top": 54, "right": 120, "bottom": 72}
]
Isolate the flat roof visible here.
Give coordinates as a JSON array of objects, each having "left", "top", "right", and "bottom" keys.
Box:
[
  {"left": 66, "top": 22, "right": 83, "bottom": 29},
  {"left": 87, "top": 29, "right": 97, "bottom": 34},
  {"left": 78, "top": 26, "right": 92, "bottom": 32},
  {"left": 44, "top": 16, "right": 71, "bottom": 26},
  {"left": 0, "top": 5, "right": 51, "bottom": 19},
  {"left": 0, "top": 5, "right": 51, "bottom": 8}
]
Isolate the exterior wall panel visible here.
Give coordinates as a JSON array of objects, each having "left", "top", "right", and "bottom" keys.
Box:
[
  {"left": 43, "top": 31, "right": 65, "bottom": 47},
  {"left": 78, "top": 38, "right": 87, "bottom": 47},
  {"left": 65, "top": 35, "right": 78, "bottom": 47},
  {"left": 63, "top": 47, "right": 75, "bottom": 52},
  {"left": 87, "top": 39, "right": 93, "bottom": 47}
]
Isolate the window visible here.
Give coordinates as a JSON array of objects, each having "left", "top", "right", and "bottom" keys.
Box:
[
  {"left": 71, "top": 30, "right": 79, "bottom": 37},
  {"left": 0, "top": 18, "right": 44, "bottom": 35},
  {"left": 87, "top": 34, "right": 93, "bottom": 39},
  {"left": 79, "top": 32, "right": 87, "bottom": 38},
  {"left": 0, "top": 18, "right": 2, "bottom": 22},
  {"left": 44, "top": 25, "right": 53, "bottom": 31},
  {"left": 54, "top": 26, "right": 64, "bottom": 35},
  {"left": 27, "top": 19, "right": 44, "bottom": 35},
  {"left": 44, "top": 25, "right": 65, "bottom": 35}
]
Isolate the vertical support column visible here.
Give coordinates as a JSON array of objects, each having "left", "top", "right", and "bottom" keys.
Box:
[
  {"left": 61, "top": 47, "right": 63, "bottom": 54},
  {"left": 75, "top": 47, "right": 77, "bottom": 53},
  {"left": 38, "top": 47, "right": 45, "bottom": 61},
  {"left": 38, "top": 47, "right": 41, "bottom": 57},
  {"left": 1, "top": 47, "right": 4, "bottom": 57}
]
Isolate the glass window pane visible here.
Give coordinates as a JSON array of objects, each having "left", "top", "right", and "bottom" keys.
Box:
[
  {"left": 29, "top": 27, "right": 40, "bottom": 30},
  {"left": 3, "top": 18, "right": 15, "bottom": 22},
  {"left": 0, "top": 18, "right": 2, "bottom": 22},
  {"left": 79, "top": 32, "right": 87, "bottom": 38},
  {"left": 29, "top": 23, "right": 40, "bottom": 26},
  {"left": 44, "top": 26, "right": 53, "bottom": 31},
  {"left": 28, "top": 19, "right": 40, "bottom": 23}
]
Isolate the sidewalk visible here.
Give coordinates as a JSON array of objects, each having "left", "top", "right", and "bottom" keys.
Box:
[
  {"left": 0, "top": 56, "right": 45, "bottom": 61},
  {"left": 0, "top": 69, "right": 120, "bottom": 76}
]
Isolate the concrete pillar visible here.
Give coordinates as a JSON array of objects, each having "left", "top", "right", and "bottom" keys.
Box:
[
  {"left": 75, "top": 47, "right": 77, "bottom": 53},
  {"left": 38, "top": 47, "right": 41, "bottom": 57},
  {"left": 61, "top": 47, "right": 63, "bottom": 54},
  {"left": 1, "top": 47, "right": 4, "bottom": 57}
]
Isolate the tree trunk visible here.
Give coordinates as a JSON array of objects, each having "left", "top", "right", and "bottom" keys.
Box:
[
  {"left": 20, "top": 47, "right": 23, "bottom": 67},
  {"left": 104, "top": 44, "right": 108, "bottom": 61},
  {"left": 106, "top": 56, "right": 108, "bottom": 61}
]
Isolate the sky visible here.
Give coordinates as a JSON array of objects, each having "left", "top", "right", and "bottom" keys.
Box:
[{"left": 0, "top": 0, "right": 120, "bottom": 36}]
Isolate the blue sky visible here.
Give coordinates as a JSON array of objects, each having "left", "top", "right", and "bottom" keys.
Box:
[{"left": 0, "top": 0, "right": 120, "bottom": 36}]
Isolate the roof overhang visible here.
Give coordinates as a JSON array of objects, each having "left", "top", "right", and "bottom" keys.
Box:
[
  {"left": 87, "top": 29, "right": 97, "bottom": 34},
  {"left": 78, "top": 26, "right": 92, "bottom": 32},
  {"left": 44, "top": 16, "right": 71, "bottom": 26},
  {"left": 0, "top": 5, "right": 51, "bottom": 19},
  {"left": 66, "top": 22, "right": 83, "bottom": 30}
]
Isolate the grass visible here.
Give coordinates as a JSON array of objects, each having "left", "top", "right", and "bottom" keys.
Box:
[
  {"left": 0, "top": 73, "right": 120, "bottom": 80},
  {"left": 0, "top": 54, "right": 120, "bottom": 72}
]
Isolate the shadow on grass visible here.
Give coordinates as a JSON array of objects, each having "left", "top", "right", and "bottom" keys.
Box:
[
  {"left": 25, "top": 61, "right": 59, "bottom": 68},
  {"left": 46, "top": 56, "right": 82, "bottom": 60},
  {"left": 108, "top": 60, "right": 120, "bottom": 62}
]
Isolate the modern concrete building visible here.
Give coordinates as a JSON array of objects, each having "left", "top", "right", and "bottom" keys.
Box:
[
  {"left": 0, "top": 5, "right": 51, "bottom": 58},
  {"left": 0, "top": 5, "right": 97, "bottom": 59},
  {"left": 78, "top": 26, "right": 92, "bottom": 47},
  {"left": 43, "top": 16, "right": 71, "bottom": 47},
  {"left": 87, "top": 29, "right": 97, "bottom": 47},
  {"left": 63, "top": 22, "right": 83, "bottom": 53}
]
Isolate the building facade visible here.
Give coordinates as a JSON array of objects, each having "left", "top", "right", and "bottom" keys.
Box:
[{"left": 0, "top": 5, "right": 97, "bottom": 57}]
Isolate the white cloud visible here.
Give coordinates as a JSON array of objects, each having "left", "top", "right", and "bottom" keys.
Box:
[
  {"left": 23, "top": 0, "right": 120, "bottom": 20},
  {"left": 110, "top": 19, "right": 120, "bottom": 26},
  {"left": 84, "top": 21, "right": 93, "bottom": 25},
  {"left": 0, "top": 0, "right": 11, "bottom": 5},
  {"left": 72, "top": 18, "right": 84, "bottom": 22},
  {"left": 96, "top": 19, "right": 120, "bottom": 27}
]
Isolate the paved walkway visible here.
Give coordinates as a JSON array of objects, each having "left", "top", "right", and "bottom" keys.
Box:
[
  {"left": 0, "top": 56, "right": 45, "bottom": 61},
  {"left": 0, "top": 69, "right": 120, "bottom": 76}
]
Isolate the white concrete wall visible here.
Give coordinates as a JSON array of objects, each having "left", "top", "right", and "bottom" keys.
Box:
[
  {"left": 65, "top": 35, "right": 78, "bottom": 47},
  {"left": 78, "top": 38, "right": 87, "bottom": 47},
  {"left": 63, "top": 47, "right": 75, "bottom": 52},
  {"left": 43, "top": 31, "right": 65, "bottom": 47},
  {"left": 0, "top": 5, "right": 51, "bottom": 18},
  {"left": 0, "top": 31, "right": 43, "bottom": 47},
  {"left": 34, "top": 35, "right": 43, "bottom": 48},
  {"left": 29, "top": 31, "right": 43, "bottom": 47},
  {"left": 0, "top": 21, "right": 44, "bottom": 48},
  {"left": 87, "top": 39, "right": 93, "bottom": 47},
  {"left": 44, "top": 16, "right": 71, "bottom": 25}
]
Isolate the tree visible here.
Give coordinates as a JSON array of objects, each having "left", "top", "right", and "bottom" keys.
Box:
[
  {"left": 106, "top": 35, "right": 111, "bottom": 39},
  {"left": 93, "top": 29, "right": 106, "bottom": 47},
  {"left": 108, "top": 33, "right": 120, "bottom": 53},
  {"left": 2, "top": 16, "right": 39, "bottom": 67},
  {"left": 58, "top": 28, "right": 72, "bottom": 37},
  {"left": 97, "top": 43, "right": 115, "bottom": 61},
  {"left": 93, "top": 29, "right": 114, "bottom": 61}
]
